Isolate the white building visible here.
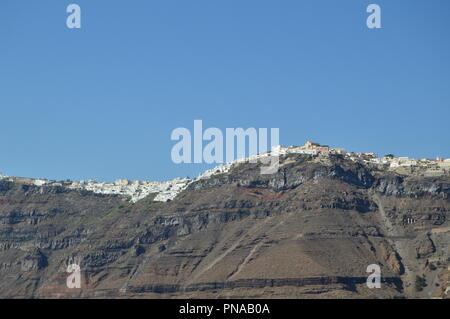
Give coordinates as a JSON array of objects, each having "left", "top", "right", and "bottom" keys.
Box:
[
  {"left": 287, "top": 148, "right": 318, "bottom": 155},
  {"left": 33, "top": 179, "right": 48, "bottom": 186}
]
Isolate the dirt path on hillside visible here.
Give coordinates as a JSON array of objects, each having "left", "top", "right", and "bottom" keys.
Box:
[{"left": 371, "top": 192, "right": 416, "bottom": 297}]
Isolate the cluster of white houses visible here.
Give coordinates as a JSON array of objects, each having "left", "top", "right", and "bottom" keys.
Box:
[
  {"left": 67, "top": 178, "right": 193, "bottom": 203},
  {"left": 278, "top": 141, "right": 450, "bottom": 171},
  {"left": 1, "top": 141, "right": 449, "bottom": 203},
  {"left": 0, "top": 166, "right": 236, "bottom": 203}
]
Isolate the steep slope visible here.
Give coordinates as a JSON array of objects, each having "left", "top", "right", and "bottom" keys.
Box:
[{"left": 0, "top": 154, "right": 449, "bottom": 298}]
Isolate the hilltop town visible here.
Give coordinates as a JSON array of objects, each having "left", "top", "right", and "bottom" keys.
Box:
[
  {"left": 0, "top": 141, "right": 449, "bottom": 300},
  {"left": 1, "top": 141, "right": 449, "bottom": 203},
  {"left": 280, "top": 141, "right": 450, "bottom": 176}
]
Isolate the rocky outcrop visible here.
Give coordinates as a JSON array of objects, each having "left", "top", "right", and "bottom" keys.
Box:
[
  {"left": 415, "top": 233, "right": 436, "bottom": 259},
  {"left": 127, "top": 276, "right": 403, "bottom": 294},
  {"left": 0, "top": 154, "right": 448, "bottom": 298},
  {"left": 373, "top": 175, "right": 449, "bottom": 198},
  {"left": 20, "top": 248, "right": 48, "bottom": 272}
]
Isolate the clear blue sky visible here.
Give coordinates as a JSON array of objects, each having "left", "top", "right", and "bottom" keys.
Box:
[{"left": 1, "top": 0, "right": 449, "bottom": 182}]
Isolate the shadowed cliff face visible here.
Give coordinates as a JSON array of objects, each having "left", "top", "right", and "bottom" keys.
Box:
[{"left": 0, "top": 154, "right": 449, "bottom": 298}]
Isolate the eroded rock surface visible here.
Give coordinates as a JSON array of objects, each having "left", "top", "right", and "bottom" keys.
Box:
[{"left": 0, "top": 154, "right": 449, "bottom": 298}]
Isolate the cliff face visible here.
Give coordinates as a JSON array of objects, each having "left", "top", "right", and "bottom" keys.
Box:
[{"left": 0, "top": 154, "right": 449, "bottom": 298}]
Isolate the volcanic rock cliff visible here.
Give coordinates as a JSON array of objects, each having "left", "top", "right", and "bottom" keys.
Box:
[{"left": 0, "top": 154, "right": 449, "bottom": 298}]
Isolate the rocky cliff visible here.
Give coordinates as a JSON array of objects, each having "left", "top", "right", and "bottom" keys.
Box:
[{"left": 0, "top": 153, "right": 449, "bottom": 298}]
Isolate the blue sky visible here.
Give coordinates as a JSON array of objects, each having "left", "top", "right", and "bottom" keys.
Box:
[{"left": 1, "top": 0, "right": 449, "bottom": 182}]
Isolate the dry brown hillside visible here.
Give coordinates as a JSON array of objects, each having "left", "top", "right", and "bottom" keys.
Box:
[{"left": 0, "top": 154, "right": 449, "bottom": 298}]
